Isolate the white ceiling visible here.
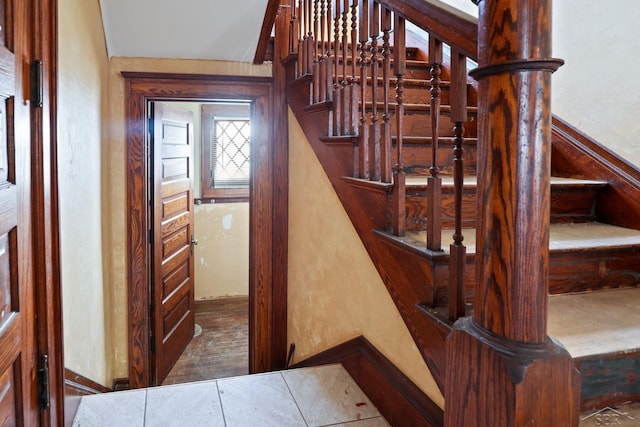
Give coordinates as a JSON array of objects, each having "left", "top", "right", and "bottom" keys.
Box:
[{"left": 98, "top": 0, "right": 270, "bottom": 62}]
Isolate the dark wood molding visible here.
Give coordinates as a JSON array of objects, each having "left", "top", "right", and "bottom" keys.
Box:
[
  {"left": 123, "top": 72, "right": 287, "bottom": 388},
  {"left": 111, "top": 378, "right": 130, "bottom": 392},
  {"left": 194, "top": 296, "right": 248, "bottom": 314},
  {"left": 377, "top": 0, "right": 477, "bottom": 60},
  {"left": 64, "top": 369, "right": 112, "bottom": 395},
  {"left": 33, "top": 0, "right": 65, "bottom": 425},
  {"left": 253, "top": 0, "right": 283, "bottom": 64},
  {"left": 551, "top": 115, "right": 640, "bottom": 230},
  {"left": 294, "top": 336, "right": 444, "bottom": 427}
]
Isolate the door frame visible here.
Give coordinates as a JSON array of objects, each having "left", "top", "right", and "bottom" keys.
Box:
[{"left": 124, "top": 73, "right": 288, "bottom": 388}]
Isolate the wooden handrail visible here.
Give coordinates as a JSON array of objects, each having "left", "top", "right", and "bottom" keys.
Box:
[{"left": 253, "top": 0, "right": 284, "bottom": 64}]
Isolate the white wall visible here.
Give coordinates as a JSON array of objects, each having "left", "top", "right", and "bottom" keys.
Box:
[
  {"left": 438, "top": 0, "right": 640, "bottom": 167},
  {"left": 58, "top": 0, "right": 110, "bottom": 385}
]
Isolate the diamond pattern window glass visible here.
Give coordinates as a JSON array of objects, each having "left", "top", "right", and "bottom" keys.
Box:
[{"left": 212, "top": 119, "right": 250, "bottom": 188}]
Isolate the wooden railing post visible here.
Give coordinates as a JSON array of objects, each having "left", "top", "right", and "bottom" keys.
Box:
[
  {"left": 358, "top": 0, "right": 370, "bottom": 178},
  {"left": 444, "top": 0, "right": 579, "bottom": 425},
  {"left": 391, "top": 13, "right": 406, "bottom": 236},
  {"left": 380, "top": 5, "right": 392, "bottom": 183},
  {"left": 369, "top": 1, "right": 381, "bottom": 181},
  {"left": 426, "top": 37, "right": 443, "bottom": 251},
  {"left": 448, "top": 47, "right": 467, "bottom": 322}
]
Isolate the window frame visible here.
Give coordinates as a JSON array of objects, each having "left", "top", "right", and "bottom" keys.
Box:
[{"left": 200, "top": 103, "right": 252, "bottom": 202}]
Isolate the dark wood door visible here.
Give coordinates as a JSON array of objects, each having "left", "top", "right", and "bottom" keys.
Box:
[
  {"left": 151, "top": 103, "right": 196, "bottom": 384},
  {"left": 0, "top": 0, "right": 39, "bottom": 425}
]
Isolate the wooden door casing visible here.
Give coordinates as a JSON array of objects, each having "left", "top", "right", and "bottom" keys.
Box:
[
  {"left": 151, "top": 103, "right": 196, "bottom": 384},
  {"left": 124, "top": 73, "right": 287, "bottom": 389}
]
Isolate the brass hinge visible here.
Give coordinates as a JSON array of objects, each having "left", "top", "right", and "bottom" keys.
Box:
[
  {"left": 31, "top": 60, "right": 43, "bottom": 108},
  {"left": 38, "top": 354, "right": 50, "bottom": 409}
]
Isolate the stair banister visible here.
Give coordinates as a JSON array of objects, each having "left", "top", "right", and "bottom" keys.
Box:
[
  {"left": 358, "top": 0, "right": 370, "bottom": 178},
  {"left": 380, "top": 6, "right": 392, "bottom": 183},
  {"left": 427, "top": 37, "right": 443, "bottom": 252},
  {"left": 369, "top": 1, "right": 381, "bottom": 181},
  {"left": 391, "top": 13, "right": 406, "bottom": 236},
  {"left": 448, "top": 47, "right": 467, "bottom": 321}
]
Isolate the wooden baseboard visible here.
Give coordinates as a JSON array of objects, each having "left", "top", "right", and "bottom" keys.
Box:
[
  {"left": 112, "top": 377, "right": 130, "bottom": 391},
  {"left": 293, "top": 336, "right": 444, "bottom": 427},
  {"left": 195, "top": 296, "right": 248, "bottom": 313},
  {"left": 64, "top": 369, "right": 111, "bottom": 427}
]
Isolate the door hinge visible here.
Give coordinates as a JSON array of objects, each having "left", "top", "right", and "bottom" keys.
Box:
[
  {"left": 31, "top": 60, "right": 43, "bottom": 108},
  {"left": 38, "top": 354, "right": 50, "bottom": 409},
  {"left": 150, "top": 336, "right": 156, "bottom": 353}
]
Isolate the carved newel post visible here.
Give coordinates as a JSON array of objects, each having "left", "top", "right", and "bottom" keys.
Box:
[{"left": 444, "top": 0, "right": 581, "bottom": 426}]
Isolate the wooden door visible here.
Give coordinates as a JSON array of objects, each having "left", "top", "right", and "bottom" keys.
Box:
[
  {"left": 0, "top": 0, "right": 39, "bottom": 425},
  {"left": 151, "top": 103, "right": 196, "bottom": 384}
]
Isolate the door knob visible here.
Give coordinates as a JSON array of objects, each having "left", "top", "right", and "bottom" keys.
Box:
[{"left": 190, "top": 235, "right": 198, "bottom": 254}]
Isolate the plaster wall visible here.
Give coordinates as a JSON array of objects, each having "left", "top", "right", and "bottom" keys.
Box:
[
  {"left": 439, "top": 0, "right": 640, "bottom": 166},
  {"left": 287, "top": 110, "right": 445, "bottom": 408},
  {"left": 105, "top": 57, "right": 270, "bottom": 381},
  {"left": 58, "top": 0, "right": 110, "bottom": 385}
]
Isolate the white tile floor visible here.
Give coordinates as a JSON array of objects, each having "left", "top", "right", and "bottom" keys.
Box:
[{"left": 72, "top": 364, "right": 390, "bottom": 427}]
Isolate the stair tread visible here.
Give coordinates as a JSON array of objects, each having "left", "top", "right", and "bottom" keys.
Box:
[
  {"left": 548, "top": 287, "right": 640, "bottom": 358},
  {"left": 404, "top": 175, "right": 609, "bottom": 188},
  {"left": 399, "top": 222, "right": 640, "bottom": 254}
]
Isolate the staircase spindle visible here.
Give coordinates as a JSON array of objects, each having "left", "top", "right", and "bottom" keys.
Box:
[
  {"left": 333, "top": 0, "right": 342, "bottom": 135},
  {"left": 347, "top": 0, "right": 360, "bottom": 135},
  {"left": 339, "top": 0, "right": 349, "bottom": 134},
  {"left": 392, "top": 13, "right": 406, "bottom": 236},
  {"left": 297, "top": 0, "right": 304, "bottom": 77},
  {"left": 358, "top": 0, "right": 370, "bottom": 178},
  {"left": 306, "top": 0, "right": 314, "bottom": 74},
  {"left": 448, "top": 48, "right": 468, "bottom": 321},
  {"left": 369, "top": 2, "right": 381, "bottom": 181},
  {"left": 318, "top": 0, "right": 327, "bottom": 102},
  {"left": 290, "top": 0, "right": 298, "bottom": 57},
  {"left": 324, "top": 0, "right": 334, "bottom": 102},
  {"left": 380, "top": 6, "right": 392, "bottom": 183},
  {"left": 312, "top": 0, "right": 321, "bottom": 102},
  {"left": 427, "top": 37, "right": 443, "bottom": 251}
]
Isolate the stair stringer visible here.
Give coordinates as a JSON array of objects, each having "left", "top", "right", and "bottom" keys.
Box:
[{"left": 287, "top": 79, "right": 451, "bottom": 393}]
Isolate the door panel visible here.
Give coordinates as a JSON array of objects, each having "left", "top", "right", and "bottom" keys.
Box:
[
  {"left": 151, "top": 103, "right": 195, "bottom": 384},
  {"left": 0, "top": 0, "right": 37, "bottom": 423}
]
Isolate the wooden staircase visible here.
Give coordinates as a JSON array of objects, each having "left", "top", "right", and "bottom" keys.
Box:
[{"left": 268, "top": 0, "right": 640, "bottom": 424}]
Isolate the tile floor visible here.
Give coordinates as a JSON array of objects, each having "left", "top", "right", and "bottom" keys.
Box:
[{"left": 72, "top": 364, "right": 389, "bottom": 427}]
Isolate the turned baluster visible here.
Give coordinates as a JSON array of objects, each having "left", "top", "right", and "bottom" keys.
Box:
[
  {"left": 312, "top": 0, "right": 320, "bottom": 102},
  {"left": 380, "top": 6, "right": 392, "bottom": 183},
  {"left": 427, "top": 37, "right": 443, "bottom": 251},
  {"left": 392, "top": 13, "right": 406, "bottom": 236},
  {"left": 358, "top": 0, "right": 370, "bottom": 178},
  {"left": 297, "top": 0, "right": 304, "bottom": 77},
  {"left": 347, "top": 0, "right": 359, "bottom": 135},
  {"left": 318, "top": 0, "right": 327, "bottom": 102},
  {"left": 333, "top": 1, "right": 342, "bottom": 135},
  {"left": 290, "top": 0, "right": 298, "bottom": 57},
  {"left": 448, "top": 48, "right": 468, "bottom": 321},
  {"left": 306, "top": 0, "right": 314, "bottom": 74},
  {"left": 325, "top": 0, "right": 334, "bottom": 102},
  {"left": 369, "top": 1, "right": 381, "bottom": 180}
]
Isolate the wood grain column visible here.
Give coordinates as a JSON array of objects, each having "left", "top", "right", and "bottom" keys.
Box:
[{"left": 444, "top": 0, "right": 580, "bottom": 425}]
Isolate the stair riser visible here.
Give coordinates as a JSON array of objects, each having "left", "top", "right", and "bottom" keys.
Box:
[
  {"left": 404, "top": 187, "right": 600, "bottom": 231},
  {"left": 402, "top": 143, "right": 478, "bottom": 175},
  {"left": 393, "top": 112, "right": 478, "bottom": 138},
  {"left": 367, "top": 83, "right": 475, "bottom": 107}
]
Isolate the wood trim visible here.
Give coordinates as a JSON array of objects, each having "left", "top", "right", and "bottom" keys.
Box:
[
  {"left": 111, "top": 378, "right": 130, "bottom": 392},
  {"left": 253, "top": 0, "right": 283, "bottom": 64},
  {"left": 377, "top": 0, "right": 477, "bottom": 60},
  {"left": 33, "top": 0, "right": 65, "bottom": 425},
  {"left": 123, "top": 72, "right": 287, "bottom": 388},
  {"left": 551, "top": 115, "right": 640, "bottom": 230},
  {"left": 64, "top": 369, "right": 111, "bottom": 395},
  {"left": 294, "top": 336, "right": 444, "bottom": 427},
  {"left": 194, "top": 296, "right": 248, "bottom": 314}
]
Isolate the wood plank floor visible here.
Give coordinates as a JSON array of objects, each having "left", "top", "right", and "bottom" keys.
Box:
[{"left": 162, "top": 296, "right": 249, "bottom": 385}]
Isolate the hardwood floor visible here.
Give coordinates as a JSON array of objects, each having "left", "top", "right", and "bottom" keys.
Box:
[{"left": 162, "top": 296, "right": 249, "bottom": 385}]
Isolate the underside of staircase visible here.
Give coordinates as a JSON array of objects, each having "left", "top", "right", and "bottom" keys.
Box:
[{"left": 267, "top": 0, "right": 640, "bottom": 424}]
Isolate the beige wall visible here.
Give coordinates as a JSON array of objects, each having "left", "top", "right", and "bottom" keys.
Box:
[
  {"left": 287, "top": 110, "right": 444, "bottom": 407},
  {"left": 439, "top": 0, "right": 640, "bottom": 166},
  {"left": 58, "top": 0, "right": 110, "bottom": 385},
  {"left": 104, "top": 58, "right": 271, "bottom": 382},
  {"left": 194, "top": 203, "right": 249, "bottom": 299}
]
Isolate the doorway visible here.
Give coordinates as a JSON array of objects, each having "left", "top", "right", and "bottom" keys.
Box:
[
  {"left": 124, "top": 73, "right": 288, "bottom": 389},
  {"left": 152, "top": 100, "right": 252, "bottom": 385}
]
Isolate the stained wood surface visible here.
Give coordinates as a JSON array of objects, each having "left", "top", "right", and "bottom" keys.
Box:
[
  {"left": 163, "top": 297, "right": 249, "bottom": 385},
  {"left": 123, "top": 73, "right": 282, "bottom": 389}
]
